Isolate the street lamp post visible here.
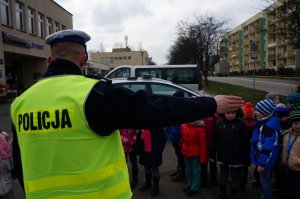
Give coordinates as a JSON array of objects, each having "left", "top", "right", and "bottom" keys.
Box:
[
  {"left": 141, "top": 51, "right": 144, "bottom": 65},
  {"left": 250, "top": 40, "right": 258, "bottom": 89}
]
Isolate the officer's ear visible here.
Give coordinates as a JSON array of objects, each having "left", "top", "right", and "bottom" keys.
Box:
[{"left": 79, "top": 52, "right": 87, "bottom": 68}]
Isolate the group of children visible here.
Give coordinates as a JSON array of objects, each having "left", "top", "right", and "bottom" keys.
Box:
[
  {"left": 120, "top": 91, "right": 300, "bottom": 199},
  {"left": 2, "top": 91, "right": 299, "bottom": 199}
]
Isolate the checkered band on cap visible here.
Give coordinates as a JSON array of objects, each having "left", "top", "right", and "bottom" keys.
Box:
[
  {"left": 288, "top": 110, "right": 300, "bottom": 123},
  {"left": 255, "top": 99, "right": 275, "bottom": 117}
]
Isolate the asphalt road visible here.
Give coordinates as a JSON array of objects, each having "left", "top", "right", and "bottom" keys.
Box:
[
  {"left": 208, "top": 76, "right": 298, "bottom": 96},
  {"left": 1, "top": 100, "right": 262, "bottom": 199}
]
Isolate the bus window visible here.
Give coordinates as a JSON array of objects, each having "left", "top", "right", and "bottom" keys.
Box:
[
  {"left": 107, "top": 67, "right": 130, "bottom": 78},
  {"left": 167, "top": 68, "right": 197, "bottom": 84},
  {"left": 136, "top": 69, "right": 163, "bottom": 78}
]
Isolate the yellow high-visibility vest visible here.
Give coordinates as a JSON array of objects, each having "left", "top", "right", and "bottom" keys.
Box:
[{"left": 11, "top": 75, "right": 131, "bottom": 199}]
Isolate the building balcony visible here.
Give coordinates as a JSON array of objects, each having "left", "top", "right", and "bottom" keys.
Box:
[
  {"left": 286, "top": 51, "right": 296, "bottom": 57},
  {"left": 231, "top": 54, "right": 237, "bottom": 58},
  {"left": 268, "top": 29, "right": 276, "bottom": 35},
  {"left": 277, "top": 53, "right": 284, "bottom": 59},
  {"left": 268, "top": 54, "right": 276, "bottom": 61},
  {"left": 277, "top": 40, "right": 285, "bottom": 46},
  {"left": 268, "top": 42, "right": 277, "bottom": 48}
]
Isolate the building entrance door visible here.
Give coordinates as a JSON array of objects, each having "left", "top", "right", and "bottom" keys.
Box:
[{"left": 5, "top": 58, "right": 24, "bottom": 97}]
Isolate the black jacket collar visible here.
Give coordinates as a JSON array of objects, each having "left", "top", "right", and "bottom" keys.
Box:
[{"left": 43, "top": 59, "right": 82, "bottom": 77}]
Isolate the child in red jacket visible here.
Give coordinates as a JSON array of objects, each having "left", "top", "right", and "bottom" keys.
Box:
[
  {"left": 181, "top": 120, "right": 207, "bottom": 196},
  {"left": 120, "top": 129, "right": 139, "bottom": 189}
]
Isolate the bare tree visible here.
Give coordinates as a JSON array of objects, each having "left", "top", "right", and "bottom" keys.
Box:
[
  {"left": 167, "top": 14, "right": 228, "bottom": 87},
  {"left": 265, "top": 0, "right": 300, "bottom": 48},
  {"left": 148, "top": 57, "right": 157, "bottom": 65},
  {"left": 137, "top": 42, "right": 144, "bottom": 51}
]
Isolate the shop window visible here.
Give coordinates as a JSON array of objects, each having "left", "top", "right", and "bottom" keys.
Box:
[
  {"left": 38, "top": 13, "right": 44, "bottom": 38},
  {"left": 0, "top": 0, "right": 10, "bottom": 25},
  {"left": 15, "top": 1, "right": 24, "bottom": 30},
  {"left": 28, "top": 8, "right": 35, "bottom": 34}
]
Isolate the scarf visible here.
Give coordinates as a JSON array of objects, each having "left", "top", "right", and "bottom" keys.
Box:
[{"left": 141, "top": 129, "right": 152, "bottom": 152}]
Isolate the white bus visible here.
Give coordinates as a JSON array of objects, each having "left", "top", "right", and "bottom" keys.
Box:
[{"left": 105, "top": 65, "right": 203, "bottom": 91}]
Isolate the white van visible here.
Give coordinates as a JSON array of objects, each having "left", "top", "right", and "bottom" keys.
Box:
[{"left": 105, "top": 65, "right": 203, "bottom": 91}]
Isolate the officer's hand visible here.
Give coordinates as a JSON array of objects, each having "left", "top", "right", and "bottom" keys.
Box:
[{"left": 214, "top": 95, "right": 244, "bottom": 114}]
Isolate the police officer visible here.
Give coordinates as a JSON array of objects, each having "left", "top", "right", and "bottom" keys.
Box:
[{"left": 11, "top": 29, "right": 243, "bottom": 199}]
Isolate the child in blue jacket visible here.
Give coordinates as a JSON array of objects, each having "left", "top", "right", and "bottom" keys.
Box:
[{"left": 250, "top": 99, "right": 280, "bottom": 199}]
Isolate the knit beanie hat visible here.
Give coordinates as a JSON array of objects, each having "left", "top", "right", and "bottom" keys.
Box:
[
  {"left": 274, "top": 103, "right": 290, "bottom": 117},
  {"left": 286, "top": 92, "right": 300, "bottom": 111},
  {"left": 255, "top": 99, "right": 275, "bottom": 117},
  {"left": 266, "top": 92, "right": 278, "bottom": 101},
  {"left": 242, "top": 102, "right": 254, "bottom": 119},
  {"left": 287, "top": 92, "right": 300, "bottom": 104},
  {"left": 288, "top": 110, "right": 300, "bottom": 123}
]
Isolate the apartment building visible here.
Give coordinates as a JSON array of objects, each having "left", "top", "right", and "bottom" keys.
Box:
[
  {"left": 91, "top": 47, "right": 149, "bottom": 69},
  {"left": 220, "top": 2, "right": 299, "bottom": 74},
  {"left": 0, "top": 0, "right": 72, "bottom": 97}
]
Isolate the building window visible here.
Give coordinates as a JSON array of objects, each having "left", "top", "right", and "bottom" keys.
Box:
[
  {"left": 15, "top": 1, "right": 24, "bottom": 30},
  {"left": 28, "top": 8, "right": 35, "bottom": 34},
  {"left": 38, "top": 13, "right": 44, "bottom": 37},
  {"left": 54, "top": 21, "right": 59, "bottom": 32},
  {"left": 0, "top": 0, "right": 10, "bottom": 25},
  {"left": 47, "top": 17, "right": 52, "bottom": 35},
  {"left": 128, "top": 56, "right": 131, "bottom": 60},
  {"left": 61, "top": 24, "right": 65, "bottom": 30}
]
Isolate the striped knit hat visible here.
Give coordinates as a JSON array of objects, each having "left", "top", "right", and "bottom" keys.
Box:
[
  {"left": 288, "top": 110, "right": 300, "bottom": 123},
  {"left": 255, "top": 99, "right": 275, "bottom": 117}
]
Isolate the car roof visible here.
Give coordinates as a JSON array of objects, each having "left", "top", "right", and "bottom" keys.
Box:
[{"left": 111, "top": 77, "right": 200, "bottom": 96}]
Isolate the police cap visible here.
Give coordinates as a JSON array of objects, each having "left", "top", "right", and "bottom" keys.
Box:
[{"left": 45, "top": 29, "right": 91, "bottom": 46}]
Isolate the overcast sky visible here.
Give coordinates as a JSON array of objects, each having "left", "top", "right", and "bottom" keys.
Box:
[{"left": 54, "top": 0, "right": 267, "bottom": 64}]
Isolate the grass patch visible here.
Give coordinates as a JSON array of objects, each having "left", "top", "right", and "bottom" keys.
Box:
[{"left": 204, "top": 81, "right": 286, "bottom": 105}]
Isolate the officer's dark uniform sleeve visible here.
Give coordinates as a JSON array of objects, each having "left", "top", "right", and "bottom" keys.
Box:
[{"left": 85, "top": 81, "right": 217, "bottom": 136}]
